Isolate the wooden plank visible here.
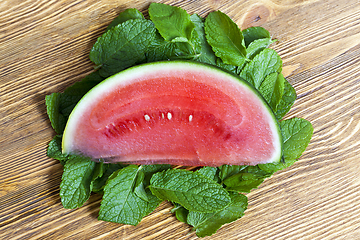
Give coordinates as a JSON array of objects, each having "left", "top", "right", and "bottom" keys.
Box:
[{"left": 1, "top": 0, "right": 360, "bottom": 239}]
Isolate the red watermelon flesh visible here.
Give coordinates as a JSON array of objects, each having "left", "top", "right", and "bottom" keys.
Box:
[{"left": 62, "top": 61, "right": 282, "bottom": 166}]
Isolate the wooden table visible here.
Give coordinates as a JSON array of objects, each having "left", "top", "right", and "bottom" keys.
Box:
[{"left": 1, "top": 0, "right": 360, "bottom": 239}]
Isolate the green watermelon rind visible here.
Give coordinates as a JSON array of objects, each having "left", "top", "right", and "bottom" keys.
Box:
[{"left": 62, "top": 60, "right": 282, "bottom": 164}]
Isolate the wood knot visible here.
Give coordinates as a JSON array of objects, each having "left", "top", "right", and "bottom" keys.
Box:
[{"left": 242, "top": 5, "right": 273, "bottom": 29}]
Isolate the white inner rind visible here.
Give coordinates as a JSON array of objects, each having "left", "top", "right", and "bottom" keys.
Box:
[{"left": 62, "top": 61, "right": 282, "bottom": 164}]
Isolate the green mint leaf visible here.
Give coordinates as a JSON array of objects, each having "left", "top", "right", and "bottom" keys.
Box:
[
  {"left": 149, "top": 169, "right": 231, "bottom": 213},
  {"left": 218, "top": 165, "right": 248, "bottom": 181},
  {"left": 246, "top": 38, "right": 275, "bottom": 59},
  {"left": 133, "top": 182, "right": 148, "bottom": 202},
  {"left": 90, "top": 19, "right": 156, "bottom": 77},
  {"left": 140, "top": 164, "right": 171, "bottom": 187},
  {"left": 47, "top": 135, "right": 68, "bottom": 165},
  {"left": 222, "top": 166, "right": 271, "bottom": 193},
  {"left": 135, "top": 164, "right": 171, "bottom": 202},
  {"left": 281, "top": 118, "right": 313, "bottom": 160},
  {"left": 258, "top": 72, "right": 285, "bottom": 112},
  {"left": 275, "top": 79, "right": 297, "bottom": 120},
  {"left": 133, "top": 170, "right": 149, "bottom": 202},
  {"left": 258, "top": 157, "right": 296, "bottom": 173},
  {"left": 196, "top": 166, "right": 217, "bottom": 179},
  {"left": 205, "top": 11, "right": 247, "bottom": 66},
  {"left": 106, "top": 8, "right": 145, "bottom": 32},
  {"left": 92, "top": 162, "right": 105, "bottom": 181},
  {"left": 171, "top": 203, "right": 189, "bottom": 223},
  {"left": 146, "top": 31, "right": 199, "bottom": 61},
  {"left": 242, "top": 26, "right": 271, "bottom": 47},
  {"left": 92, "top": 163, "right": 125, "bottom": 193},
  {"left": 196, "top": 166, "right": 220, "bottom": 183},
  {"left": 216, "top": 58, "right": 244, "bottom": 75},
  {"left": 148, "top": 3, "right": 194, "bottom": 42},
  {"left": 224, "top": 173, "right": 265, "bottom": 193},
  {"left": 99, "top": 165, "right": 161, "bottom": 226},
  {"left": 187, "top": 192, "right": 248, "bottom": 237},
  {"left": 45, "top": 93, "right": 66, "bottom": 134},
  {"left": 258, "top": 118, "right": 313, "bottom": 173},
  {"left": 60, "top": 155, "right": 96, "bottom": 209},
  {"left": 239, "top": 48, "right": 282, "bottom": 88},
  {"left": 190, "top": 14, "right": 217, "bottom": 65}
]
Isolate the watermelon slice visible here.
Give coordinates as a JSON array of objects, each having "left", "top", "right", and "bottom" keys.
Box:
[{"left": 62, "top": 61, "right": 282, "bottom": 166}]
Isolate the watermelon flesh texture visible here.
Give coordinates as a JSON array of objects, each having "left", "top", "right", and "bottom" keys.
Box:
[{"left": 62, "top": 61, "right": 282, "bottom": 166}]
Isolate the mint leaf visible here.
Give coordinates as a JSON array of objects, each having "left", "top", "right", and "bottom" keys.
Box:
[
  {"left": 99, "top": 165, "right": 161, "bottom": 226},
  {"left": 133, "top": 171, "right": 148, "bottom": 202},
  {"left": 106, "top": 8, "right": 145, "bottom": 32},
  {"left": 196, "top": 166, "right": 220, "bottom": 183},
  {"left": 190, "top": 14, "right": 217, "bottom": 65},
  {"left": 60, "top": 155, "right": 96, "bottom": 209},
  {"left": 258, "top": 118, "right": 313, "bottom": 173},
  {"left": 196, "top": 166, "right": 217, "bottom": 179},
  {"left": 242, "top": 26, "right": 271, "bottom": 47},
  {"left": 146, "top": 31, "right": 199, "bottom": 62},
  {"left": 275, "top": 79, "right": 297, "bottom": 120},
  {"left": 134, "top": 164, "right": 171, "bottom": 202},
  {"left": 218, "top": 165, "right": 247, "bottom": 181},
  {"left": 221, "top": 166, "right": 271, "bottom": 193},
  {"left": 149, "top": 3, "right": 194, "bottom": 42},
  {"left": 223, "top": 173, "right": 266, "bottom": 193},
  {"left": 258, "top": 72, "right": 285, "bottom": 112},
  {"left": 150, "top": 169, "right": 231, "bottom": 213},
  {"left": 92, "top": 163, "right": 125, "bottom": 193},
  {"left": 205, "top": 11, "right": 247, "bottom": 66},
  {"left": 246, "top": 38, "right": 275, "bottom": 59},
  {"left": 281, "top": 118, "right": 313, "bottom": 160},
  {"left": 239, "top": 48, "right": 282, "bottom": 88},
  {"left": 45, "top": 93, "right": 66, "bottom": 134},
  {"left": 92, "top": 162, "right": 105, "bottom": 181},
  {"left": 90, "top": 19, "right": 156, "bottom": 77},
  {"left": 140, "top": 164, "right": 171, "bottom": 187},
  {"left": 216, "top": 58, "right": 243, "bottom": 75},
  {"left": 171, "top": 203, "right": 189, "bottom": 223},
  {"left": 187, "top": 192, "right": 248, "bottom": 237},
  {"left": 258, "top": 157, "right": 295, "bottom": 174},
  {"left": 47, "top": 135, "right": 68, "bottom": 165}
]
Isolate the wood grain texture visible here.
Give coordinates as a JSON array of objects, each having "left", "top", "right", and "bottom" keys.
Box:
[{"left": 1, "top": 0, "right": 360, "bottom": 239}]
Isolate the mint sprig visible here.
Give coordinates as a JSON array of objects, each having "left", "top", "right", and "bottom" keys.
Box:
[{"left": 45, "top": 3, "right": 314, "bottom": 238}]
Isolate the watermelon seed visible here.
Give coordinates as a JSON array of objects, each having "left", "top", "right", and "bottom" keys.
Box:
[
  {"left": 189, "top": 115, "right": 193, "bottom": 122},
  {"left": 167, "top": 112, "right": 172, "bottom": 120},
  {"left": 144, "top": 114, "right": 150, "bottom": 121}
]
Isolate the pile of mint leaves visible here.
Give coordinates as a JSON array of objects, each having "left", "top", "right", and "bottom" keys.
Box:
[{"left": 45, "top": 3, "right": 313, "bottom": 238}]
